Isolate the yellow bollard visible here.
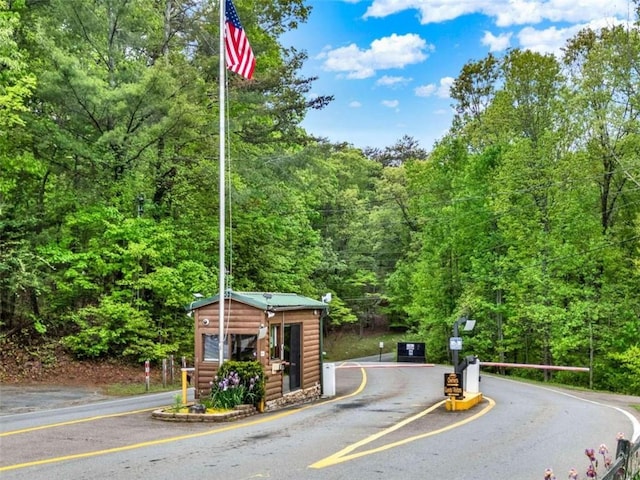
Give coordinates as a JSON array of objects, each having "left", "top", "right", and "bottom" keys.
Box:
[
  {"left": 180, "top": 367, "right": 194, "bottom": 406},
  {"left": 182, "top": 369, "right": 188, "bottom": 405}
]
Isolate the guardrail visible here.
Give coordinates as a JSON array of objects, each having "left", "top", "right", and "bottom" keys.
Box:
[{"left": 601, "top": 437, "right": 639, "bottom": 480}]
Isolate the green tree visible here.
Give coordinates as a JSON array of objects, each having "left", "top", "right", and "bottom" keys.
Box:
[
  {"left": 0, "top": 0, "right": 45, "bottom": 335},
  {"left": 561, "top": 24, "right": 640, "bottom": 388}
]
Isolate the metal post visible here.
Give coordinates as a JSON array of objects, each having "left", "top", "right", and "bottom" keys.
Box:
[
  {"left": 144, "top": 360, "right": 150, "bottom": 392},
  {"left": 218, "top": 0, "right": 226, "bottom": 369},
  {"left": 162, "top": 358, "right": 167, "bottom": 388},
  {"left": 452, "top": 320, "right": 460, "bottom": 374},
  {"left": 589, "top": 323, "right": 594, "bottom": 390}
]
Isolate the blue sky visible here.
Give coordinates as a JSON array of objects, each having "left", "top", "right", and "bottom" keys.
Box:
[{"left": 280, "top": 0, "right": 631, "bottom": 150}]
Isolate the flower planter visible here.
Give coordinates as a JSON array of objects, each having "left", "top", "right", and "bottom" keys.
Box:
[{"left": 151, "top": 404, "right": 257, "bottom": 422}]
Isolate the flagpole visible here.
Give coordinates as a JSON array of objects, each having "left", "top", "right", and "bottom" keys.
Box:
[{"left": 218, "top": 0, "right": 226, "bottom": 367}]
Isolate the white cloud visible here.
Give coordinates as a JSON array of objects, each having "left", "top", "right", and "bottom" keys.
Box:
[
  {"left": 349, "top": 101, "right": 362, "bottom": 108},
  {"left": 382, "top": 99, "right": 399, "bottom": 108},
  {"left": 482, "top": 31, "right": 512, "bottom": 52},
  {"left": 437, "top": 77, "right": 454, "bottom": 98},
  {"left": 364, "top": 0, "right": 484, "bottom": 23},
  {"left": 517, "top": 25, "right": 571, "bottom": 55},
  {"left": 363, "top": 0, "right": 629, "bottom": 27},
  {"left": 376, "top": 75, "right": 412, "bottom": 87},
  {"left": 321, "top": 33, "right": 433, "bottom": 79},
  {"left": 517, "top": 17, "right": 626, "bottom": 55},
  {"left": 415, "top": 84, "right": 436, "bottom": 97},
  {"left": 415, "top": 77, "right": 453, "bottom": 98},
  {"left": 493, "top": 0, "right": 544, "bottom": 27}
]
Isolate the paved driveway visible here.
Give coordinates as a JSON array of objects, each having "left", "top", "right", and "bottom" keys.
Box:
[{"left": 0, "top": 385, "right": 111, "bottom": 415}]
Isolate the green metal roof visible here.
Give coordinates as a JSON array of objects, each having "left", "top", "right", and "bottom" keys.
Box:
[{"left": 187, "top": 290, "right": 329, "bottom": 312}]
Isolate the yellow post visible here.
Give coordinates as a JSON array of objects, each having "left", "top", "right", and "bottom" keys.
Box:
[
  {"left": 180, "top": 367, "right": 194, "bottom": 406},
  {"left": 182, "top": 369, "right": 188, "bottom": 405}
]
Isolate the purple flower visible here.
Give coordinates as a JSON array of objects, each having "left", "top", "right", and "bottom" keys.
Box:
[
  {"left": 586, "top": 464, "right": 596, "bottom": 478},
  {"left": 585, "top": 448, "right": 596, "bottom": 462},
  {"left": 228, "top": 372, "right": 241, "bottom": 387}
]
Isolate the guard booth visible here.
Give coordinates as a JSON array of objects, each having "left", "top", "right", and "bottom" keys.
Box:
[
  {"left": 189, "top": 291, "right": 329, "bottom": 411},
  {"left": 397, "top": 342, "right": 426, "bottom": 363}
]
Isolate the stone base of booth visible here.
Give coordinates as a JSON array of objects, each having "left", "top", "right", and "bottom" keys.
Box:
[
  {"left": 152, "top": 385, "right": 322, "bottom": 421},
  {"left": 445, "top": 392, "right": 483, "bottom": 411},
  {"left": 152, "top": 404, "right": 257, "bottom": 422},
  {"left": 265, "top": 384, "right": 320, "bottom": 411}
]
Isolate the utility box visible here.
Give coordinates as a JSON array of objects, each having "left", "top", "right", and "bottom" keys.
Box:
[
  {"left": 322, "top": 362, "right": 336, "bottom": 397},
  {"left": 397, "top": 342, "right": 426, "bottom": 363},
  {"left": 465, "top": 358, "right": 480, "bottom": 393}
]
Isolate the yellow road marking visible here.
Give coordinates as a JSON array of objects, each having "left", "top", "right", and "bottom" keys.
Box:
[
  {"left": 0, "top": 368, "right": 368, "bottom": 473},
  {"left": 0, "top": 408, "right": 298, "bottom": 472},
  {"left": 0, "top": 408, "right": 158, "bottom": 437},
  {"left": 310, "top": 396, "right": 496, "bottom": 469}
]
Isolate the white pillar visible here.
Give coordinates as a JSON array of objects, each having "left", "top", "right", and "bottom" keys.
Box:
[
  {"left": 465, "top": 359, "right": 480, "bottom": 393},
  {"left": 322, "top": 363, "right": 336, "bottom": 397}
]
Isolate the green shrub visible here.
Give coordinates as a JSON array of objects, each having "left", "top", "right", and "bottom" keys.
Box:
[
  {"left": 608, "top": 345, "right": 640, "bottom": 395},
  {"left": 204, "top": 360, "right": 265, "bottom": 409}
]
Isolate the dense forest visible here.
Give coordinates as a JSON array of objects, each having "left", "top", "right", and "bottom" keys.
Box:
[{"left": 2, "top": 0, "right": 640, "bottom": 394}]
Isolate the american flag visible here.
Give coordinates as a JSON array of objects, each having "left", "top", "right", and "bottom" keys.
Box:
[{"left": 225, "top": 0, "right": 256, "bottom": 80}]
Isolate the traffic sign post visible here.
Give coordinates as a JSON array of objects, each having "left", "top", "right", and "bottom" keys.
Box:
[{"left": 451, "top": 316, "right": 474, "bottom": 374}]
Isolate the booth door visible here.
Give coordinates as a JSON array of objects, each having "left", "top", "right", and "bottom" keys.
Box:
[{"left": 284, "top": 324, "right": 301, "bottom": 391}]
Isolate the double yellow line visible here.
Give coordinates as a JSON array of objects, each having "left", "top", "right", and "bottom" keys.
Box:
[{"left": 311, "top": 395, "right": 495, "bottom": 468}]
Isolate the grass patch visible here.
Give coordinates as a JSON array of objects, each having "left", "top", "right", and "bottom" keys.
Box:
[
  {"left": 323, "top": 329, "right": 417, "bottom": 361},
  {"left": 103, "top": 382, "right": 180, "bottom": 396}
]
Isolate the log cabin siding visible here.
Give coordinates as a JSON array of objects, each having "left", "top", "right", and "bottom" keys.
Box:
[
  {"left": 301, "top": 319, "right": 320, "bottom": 389},
  {"left": 265, "top": 374, "right": 282, "bottom": 401},
  {"left": 196, "top": 362, "right": 218, "bottom": 395}
]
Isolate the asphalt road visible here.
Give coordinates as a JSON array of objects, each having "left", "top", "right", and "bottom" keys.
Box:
[
  {"left": 1, "top": 362, "right": 638, "bottom": 480},
  {"left": 0, "top": 385, "right": 114, "bottom": 415}
]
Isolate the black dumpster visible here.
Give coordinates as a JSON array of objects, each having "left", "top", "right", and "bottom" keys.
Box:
[{"left": 397, "top": 342, "right": 426, "bottom": 363}]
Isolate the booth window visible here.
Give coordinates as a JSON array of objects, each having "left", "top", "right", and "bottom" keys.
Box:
[
  {"left": 203, "top": 334, "right": 228, "bottom": 362},
  {"left": 270, "top": 324, "right": 281, "bottom": 359},
  {"left": 204, "top": 334, "right": 257, "bottom": 362},
  {"left": 230, "top": 335, "right": 257, "bottom": 361}
]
